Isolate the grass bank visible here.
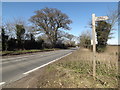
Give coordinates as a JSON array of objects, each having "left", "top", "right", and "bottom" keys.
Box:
[
  {"left": 41, "top": 46, "right": 118, "bottom": 88},
  {"left": 4, "top": 46, "right": 119, "bottom": 88},
  {"left": 1, "top": 48, "right": 56, "bottom": 56}
]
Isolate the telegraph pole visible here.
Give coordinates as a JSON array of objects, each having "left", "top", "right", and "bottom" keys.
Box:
[{"left": 92, "top": 14, "right": 96, "bottom": 80}]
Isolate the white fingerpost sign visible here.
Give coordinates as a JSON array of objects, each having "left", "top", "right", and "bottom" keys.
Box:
[
  {"left": 92, "top": 14, "right": 108, "bottom": 80},
  {"left": 95, "top": 16, "right": 109, "bottom": 21}
]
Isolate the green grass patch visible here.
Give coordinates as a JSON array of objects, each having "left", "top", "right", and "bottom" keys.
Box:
[{"left": 2, "top": 48, "right": 55, "bottom": 56}]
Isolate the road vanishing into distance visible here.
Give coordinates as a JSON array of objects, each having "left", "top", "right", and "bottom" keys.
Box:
[{"left": 0, "top": 48, "right": 77, "bottom": 86}]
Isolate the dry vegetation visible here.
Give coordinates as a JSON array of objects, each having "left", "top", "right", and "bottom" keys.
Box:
[{"left": 4, "top": 45, "right": 119, "bottom": 88}]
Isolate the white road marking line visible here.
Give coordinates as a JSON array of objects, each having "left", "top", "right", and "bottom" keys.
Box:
[
  {"left": 0, "top": 82, "right": 5, "bottom": 86},
  {"left": 23, "top": 52, "right": 72, "bottom": 75}
]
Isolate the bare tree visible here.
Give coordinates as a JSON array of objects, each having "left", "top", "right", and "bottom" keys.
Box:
[
  {"left": 4, "top": 18, "right": 27, "bottom": 39},
  {"left": 66, "top": 33, "right": 74, "bottom": 41},
  {"left": 107, "top": 9, "right": 119, "bottom": 31},
  {"left": 105, "top": 9, "right": 119, "bottom": 43},
  {"left": 3, "top": 18, "right": 27, "bottom": 50},
  {"left": 30, "top": 7, "right": 72, "bottom": 47},
  {"left": 79, "top": 30, "right": 91, "bottom": 48}
]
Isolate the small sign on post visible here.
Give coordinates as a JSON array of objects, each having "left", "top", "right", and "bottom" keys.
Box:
[
  {"left": 95, "top": 16, "right": 109, "bottom": 21},
  {"left": 91, "top": 40, "right": 93, "bottom": 45},
  {"left": 91, "top": 39, "right": 97, "bottom": 45}
]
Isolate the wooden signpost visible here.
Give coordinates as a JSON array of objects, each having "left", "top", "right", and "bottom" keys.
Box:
[{"left": 92, "top": 14, "right": 108, "bottom": 80}]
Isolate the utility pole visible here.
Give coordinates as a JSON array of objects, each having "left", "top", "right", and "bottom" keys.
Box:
[{"left": 92, "top": 14, "right": 96, "bottom": 80}]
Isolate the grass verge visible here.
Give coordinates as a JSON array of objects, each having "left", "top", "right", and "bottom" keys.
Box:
[
  {"left": 40, "top": 46, "right": 118, "bottom": 88},
  {"left": 2, "top": 48, "right": 56, "bottom": 56}
]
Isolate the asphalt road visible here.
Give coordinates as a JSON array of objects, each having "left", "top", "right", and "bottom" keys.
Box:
[{"left": 1, "top": 48, "right": 76, "bottom": 85}]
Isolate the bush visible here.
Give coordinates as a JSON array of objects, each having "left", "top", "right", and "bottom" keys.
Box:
[
  {"left": 55, "top": 43, "right": 68, "bottom": 49},
  {"left": 7, "top": 38, "right": 17, "bottom": 51},
  {"left": 79, "top": 30, "right": 91, "bottom": 49},
  {"left": 96, "top": 21, "right": 111, "bottom": 53},
  {"left": 96, "top": 44, "right": 106, "bottom": 53},
  {"left": 43, "top": 43, "right": 53, "bottom": 49}
]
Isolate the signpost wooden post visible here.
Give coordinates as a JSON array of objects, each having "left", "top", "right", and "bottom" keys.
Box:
[
  {"left": 92, "top": 14, "right": 96, "bottom": 80},
  {"left": 92, "top": 14, "right": 108, "bottom": 80}
]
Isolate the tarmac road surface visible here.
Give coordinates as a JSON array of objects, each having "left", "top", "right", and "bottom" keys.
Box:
[{"left": 0, "top": 48, "right": 77, "bottom": 86}]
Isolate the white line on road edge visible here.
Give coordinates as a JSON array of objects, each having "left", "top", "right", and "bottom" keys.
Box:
[
  {"left": 0, "top": 82, "right": 5, "bottom": 86},
  {"left": 23, "top": 52, "right": 72, "bottom": 75}
]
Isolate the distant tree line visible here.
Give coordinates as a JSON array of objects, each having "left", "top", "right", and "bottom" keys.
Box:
[
  {"left": 2, "top": 24, "right": 76, "bottom": 51},
  {"left": 2, "top": 26, "right": 44, "bottom": 51},
  {"left": 2, "top": 7, "right": 77, "bottom": 51}
]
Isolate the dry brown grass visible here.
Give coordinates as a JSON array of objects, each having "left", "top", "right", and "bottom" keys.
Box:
[{"left": 42, "top": 45, "right": 119, "bottom": 88}]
